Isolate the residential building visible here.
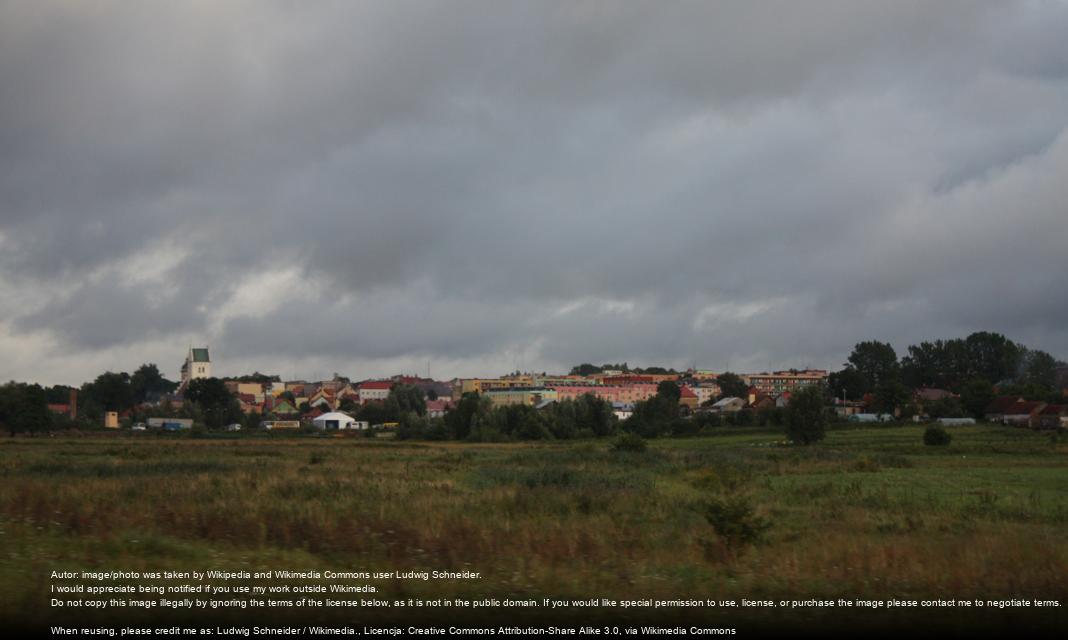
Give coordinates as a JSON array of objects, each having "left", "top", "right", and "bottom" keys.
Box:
[
  {"left": 709, "top": 397, "right": 745, "bottom": 413},
  {"left": 1038, "top": 405, "right": 1067, "bottom": 430},
  {"left": 425, "top": 398, "right": 453, "bottom": 418},
  {"left": 358, "top": 381, "right": 393, "bottom": 404},
  {"left": 549, "top": 384, "right": 658, "bottom": 404},
  {"left": 1001, "top": 400, "right": 1047, "bottom": 428},
  {"left": 679, "top": 386, "right": 699, "bottom": 411},
  {"left": 483, "top": 387, "right": 558, "bottom": 407},
  {"left": 690, "top": 384, "right": 721, "bottom": 406},
  {"left": 984, "top": 396, "right": 1025, "bottom": 422},
  {"left": 744, "top": 369, "right": 827, "bottom": 395}
]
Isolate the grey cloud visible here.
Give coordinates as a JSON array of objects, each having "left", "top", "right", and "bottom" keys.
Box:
[{"left": 1, "top": 1, "right": 1067, "bottom": 384}]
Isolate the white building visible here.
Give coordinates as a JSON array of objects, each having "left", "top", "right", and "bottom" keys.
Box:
[
  {"left": 180, "top": 347, "right": 212, "bottom": 390},
  {"left": 312, "top": 412, "right": 359, "bottom": 430},
  {"left": 358, "top": 381, "right": 392, "bottom": 404}
]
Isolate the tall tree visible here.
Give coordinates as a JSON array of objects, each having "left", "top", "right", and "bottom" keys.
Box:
[
  {"left": 1019, "top": 349, "right": 1057, "bottom": 391},
  {"left": 656, "top": 381, "right": 681, "bottom": 404},
  {"left": 960, "top": 378, "right": 995, "bottom": 420},
  {"left": 130, "top": 363, "right": 177, "bottom": 404},
  {"left": 82, "top": 372, "right": 134, "bottom": 413},
  {"left": 847, "top": 341, "right": 899, "bottom": 393},
  {"left": 387, "top": 384, "right": 427, "bottom": 417},
  {"left": 828, "top": 366, "right": 866, "bottom": 401},
  {"left": 184, "top": 378, "right": 241, "bottom": 428},
  {"left": 963, "top": 331, "right": 1021, "bottom": 385}
]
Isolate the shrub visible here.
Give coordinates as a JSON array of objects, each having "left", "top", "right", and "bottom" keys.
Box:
[
  {"left": 611, "top": 432, "right": 647, "bottom": 452},
  {"left": 704, "top": 495, "right": 770, "bottom": 548},
  {"left": 923, "top": 425, "right": 952, "bottom": 446}
]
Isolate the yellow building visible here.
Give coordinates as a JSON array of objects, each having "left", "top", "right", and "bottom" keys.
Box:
[
  {"left": 454, "top": 377, "right": 534, "bottom": 400},
  {"left": 483, "top": 387, "right": 559, "bottom": 407}
]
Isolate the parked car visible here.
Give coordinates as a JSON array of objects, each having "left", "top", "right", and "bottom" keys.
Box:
[
  {"left": 131, "top": 423, "right": 146, "bottom": 431},
  {"left": 225, "top": 423, "right": 242, "bottom": 432}
]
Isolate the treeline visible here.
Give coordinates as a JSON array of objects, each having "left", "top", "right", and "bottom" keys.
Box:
[
  {"left": 396, "top": 392, "right": 616, "bottom": 442},
  {"left": 828, "top": 331, "right": 1065, "bottom": 418},
  {"left": 568, "top": 363, "right": 679, "bottom": 376}
]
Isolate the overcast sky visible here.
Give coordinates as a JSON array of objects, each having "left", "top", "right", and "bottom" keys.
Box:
[{"left": 2, "top": 1, "right": 1067, "bottom": 386}]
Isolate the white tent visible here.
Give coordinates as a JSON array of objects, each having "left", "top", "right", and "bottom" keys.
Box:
[{"left": 312, "top": 412, "right": 357, "bottom": 430}]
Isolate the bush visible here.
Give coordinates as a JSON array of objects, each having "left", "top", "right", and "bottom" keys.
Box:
[
  {"left": 611, "top": 432, "right": 648, "bottom": 452},
  {"left": 923, "top": 426, "right": 952, "bottom": 446},
  {"left": 704, "top": 495, "right": 770, "bottom": 548}
]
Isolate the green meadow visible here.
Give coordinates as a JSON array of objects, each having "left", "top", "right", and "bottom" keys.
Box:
[{"left": 1, "top": 424, "right": 1066, "bottom": 633}]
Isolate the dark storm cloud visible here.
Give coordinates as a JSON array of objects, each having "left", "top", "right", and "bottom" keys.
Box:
[{"left": 1, "top": 1, "right": 1067, "bottom": 384}]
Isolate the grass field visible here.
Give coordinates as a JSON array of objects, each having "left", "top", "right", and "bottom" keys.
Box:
[{"left": 2, "top": 423, "right": 1066, "bottom": 633}]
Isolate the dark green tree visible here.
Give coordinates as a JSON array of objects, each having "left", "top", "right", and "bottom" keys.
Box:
[
  {"left": 184, "top": 378, "right": 241, "bottom": 428},
  {"left": 960, "top": 378, "right": 995, "bottom": 419},
  {"left": 0, "top": 382, "right": 53, "bottom": 436},
  {"left": 130, "top": 363, "right": 177, "bottom": 404},
  {"left": 874, "top": 379, "right": 910, "bottom": 414},
  {"left": 785, "top": 385, "right": 826, "bottom": 445},
  {"left": 1019, "top": 349, "right": 1057, "bottom": 391},
  {"left": 569, "top": 363, "right": 603, "bottom": 376},
  {"left": 656, "top": 381, "right": 681, "bottom": 404},
  {"left": 716, "top": 372, "right": 748, "bottom": 399},
  {"left": 388, "top": 384, "right": 427, "bottom": 417},
  {"left": 828, "top": 366, "right": 866, "bottom": 401},
  {"left": 847, "top": 341, "right": 899, "bottom": 393},
  {"left": 82, "top": 371, "right": 134, "bottom": 413}
]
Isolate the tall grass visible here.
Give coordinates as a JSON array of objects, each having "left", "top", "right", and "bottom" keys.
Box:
[{"left": 0, "top": 424, "right": 1066, "bottom": 629}]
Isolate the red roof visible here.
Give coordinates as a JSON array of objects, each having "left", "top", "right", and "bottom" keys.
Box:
[
  {"left": 679, "top": 386, "right": 697, "bottom": 398},
  {"left": 1040, "top": 404, "right": 1065, "bottom": 416},
  {"left": 1005, "top": 401, "right": 1045, "bottom": 415},
  {"left": 985, "top": 396, "right": 1023, "bottom": 414},
  {"left": 359, "top": 381, "right": 393, "bottom": 390}
]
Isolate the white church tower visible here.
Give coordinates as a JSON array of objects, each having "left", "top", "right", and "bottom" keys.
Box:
[{"left": 179, "top": 346, "right": 212, "bottom": 390}]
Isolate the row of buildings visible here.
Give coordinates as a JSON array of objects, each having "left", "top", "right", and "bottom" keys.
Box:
[{"left": 177, "top": 347, "right": 831, "bottom": 421}]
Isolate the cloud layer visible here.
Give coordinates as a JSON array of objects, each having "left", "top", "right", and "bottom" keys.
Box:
[{"left": 2, "top": 1, "right": 1067, "bottom": 385}]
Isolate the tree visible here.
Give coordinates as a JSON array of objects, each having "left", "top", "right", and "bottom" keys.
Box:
[
  {"left": 847, "top": 341, "right": 899, "bottom": 393},
  {"left": 0, "top": 382, "right": 53, "bottom": 436},
  {"left": 130, "top": 363, "right": 177, "bottom": 404},
  {"left": 828, "top": 366, "right": 865, "bottom": 401},
  {"left": 785, "top": 385, "right": 825, "bottom": 445},
  {"left": 873, "top": 379, "right": 910, "bottom": 414},
  {"left": 1019, "top": 349, "right": 1057, "bottom": 391},
  {"left": 82, "top": 371, "right": 134, "bottom": 413},
  {"left": 444, "top": 393, "right": 490, "bottom": 440},
  {"left": 234, "top": 372, "right": 281, "bottom": 383},
  {"left": 960, "top": 378, "right": 994, "bottom": 420},
  {"left": 388, "top": 384, "right": 427, "bottom": 417},
  {"left": 964, "top": 332, "right": 1021, "bottom": 385},
  {"left": 184, "top": 378, "right": 241, "bottom": 428},
  {"left": 569, "top": 364, "right": 602, "bottom": 376},
  {"left": 716, "top": 372, "right": 748, "bottom": 399},
  {"left": 656, "top": 381, "right": 681, "bottom": 404}
]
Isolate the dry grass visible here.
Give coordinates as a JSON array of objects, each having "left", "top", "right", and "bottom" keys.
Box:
[{"left": 1, "top": 424, "right": 1066, "bottom": 631}]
